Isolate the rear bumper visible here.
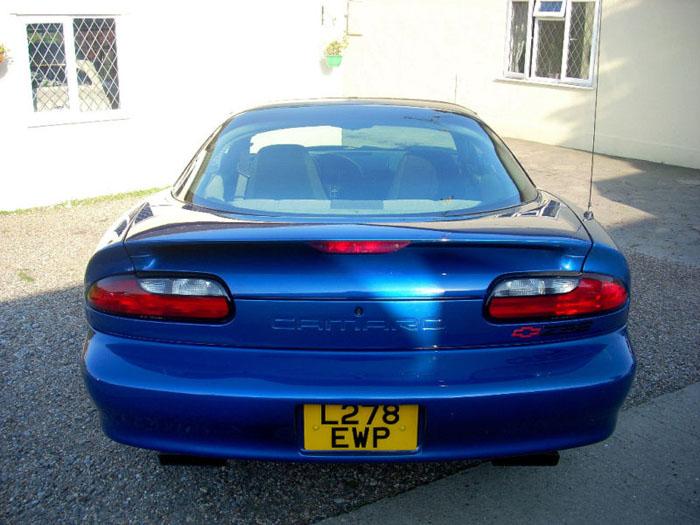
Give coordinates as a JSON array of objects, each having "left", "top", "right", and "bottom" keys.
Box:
[{"left": 82, "top": 329, "right": 635, "bottom": 462}]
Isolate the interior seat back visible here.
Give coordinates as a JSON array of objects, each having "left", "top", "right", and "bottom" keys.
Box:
[
  {"left": 246, "top": 144, "right": 326, "bottom": 200},
  {"left": 389, "top": 154, "right": 440, "bottom": 199}
]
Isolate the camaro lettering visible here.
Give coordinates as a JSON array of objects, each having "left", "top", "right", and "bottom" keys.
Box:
[{"left": 272, "top": 318, "right": 446, "bottom": 331}]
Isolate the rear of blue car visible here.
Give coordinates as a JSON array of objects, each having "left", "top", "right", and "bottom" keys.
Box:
[{"left": 82, "top": 100, "right": 634, "bottom": 461}]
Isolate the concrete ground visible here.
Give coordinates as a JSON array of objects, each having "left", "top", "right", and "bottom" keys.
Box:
[
  {"left": 321, "top": 383, "right": 700, "bottom": 525},
  {"left": 322, "top": 140, "right": 700, "bottom": 524},
  {"left": 506, "top": 139, "right": 700, "bottom": 267}
]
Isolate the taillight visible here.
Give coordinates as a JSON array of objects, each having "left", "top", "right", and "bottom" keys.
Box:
[
  {"left": 87, "top": 276, "right": 231, "bottom": 321},
  {"left": 309, "top": 241, "right": 410, "bottom": 254},
  {"left": 486, "top": 275, "right": 628, "bottom": 321}
]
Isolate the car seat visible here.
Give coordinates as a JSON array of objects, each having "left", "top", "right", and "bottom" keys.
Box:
[
  {"left": 389, "top": 153, "right": 440, "bottom": 199},
  {"left": 245, "top": 144, "right": 326, "bottom": 200}
]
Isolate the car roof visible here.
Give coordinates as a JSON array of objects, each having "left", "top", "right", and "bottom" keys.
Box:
[{"left": 237, "top": 98, "right": 478, "bottom": 118}]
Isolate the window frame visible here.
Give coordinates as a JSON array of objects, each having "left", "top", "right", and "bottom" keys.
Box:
[
  {"left": 503, "top": 0, "right": 533, "bottom": 81},
  {"left": 503, "top": 0, "right": 600, "bottom": 88},
  {"left": 19, "top": 14, "right": 127, "bottom": 127}
]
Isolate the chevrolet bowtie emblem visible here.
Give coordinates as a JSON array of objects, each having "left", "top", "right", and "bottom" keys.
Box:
[{"left": 512, "top": 326, "right": 542, "bottom": 338}]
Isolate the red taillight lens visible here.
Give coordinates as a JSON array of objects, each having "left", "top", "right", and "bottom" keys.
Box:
[
  {"left": 87, "top": 276, "right": 230, "bottom": 321},
  {"left": 309, "top": 241, "right": 411, "bottom": 254},
  {"left": 487, "top": 276, "right": 628, "bottom": 321}
]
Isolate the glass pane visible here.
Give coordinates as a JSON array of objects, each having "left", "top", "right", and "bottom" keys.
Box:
[
  {"left": 538, "top": 1, "right": 564, "bottom": 13},
  {"left": 567, "top": 1, "right": 596, "bottom": 79},
  {"left": 73, "top": 18, "right": 120, "bottom": 111},
  {"left": 508, "top": 2, "right": 529, "bottom": 74},
  {"left": 26, "top": 23, "right": 69, "bottom": 112},
  {"left": 535, "top": 20, "right": 565, "bottom": 78},
  {"left": 182, "top": 105, "right": 536, "bottom": 217}
]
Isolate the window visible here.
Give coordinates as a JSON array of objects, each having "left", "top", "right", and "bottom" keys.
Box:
[
  {"left": 505, "top": 0, "right": 599, "bottom": 86},
  {"left": 177, "top": 104, "right": 537, "bottom": 217},
  {"left": 26, "top": 17, "right": 121, "bottom": 113},
  {"left": 533, "top": 1, "right": 566, "bottom": 17}
]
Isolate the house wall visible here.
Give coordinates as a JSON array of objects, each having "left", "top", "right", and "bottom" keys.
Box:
[
  {"left": 0, "top": 0, "right": 345, "bottom": 211},
  {"left": 2, "top": 0, "right": 697, "bottom": 211},
  {"left": 343, "top": 0, "right": 700, "bottom": 170}
]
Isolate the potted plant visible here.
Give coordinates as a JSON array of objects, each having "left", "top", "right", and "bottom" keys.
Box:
[
  {"left": 324, "top": 33, "right": 349, "bottom": 67},
  {"left": 0, "top": 44, "right": 7, "bottom": 65}
]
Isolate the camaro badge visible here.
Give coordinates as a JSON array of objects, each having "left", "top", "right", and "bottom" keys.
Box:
[{"left": 272, "top": 317, "right": 446, "bottom": 332}]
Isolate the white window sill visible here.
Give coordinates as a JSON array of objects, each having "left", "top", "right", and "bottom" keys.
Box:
[
  {"left": 27, "top": 110, "right": 130, "bottom": 128},
  {"left": 495, "top": 76, "right": 594, "bottom": 90}
]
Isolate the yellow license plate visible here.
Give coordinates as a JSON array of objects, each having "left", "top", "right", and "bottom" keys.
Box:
[{"left": 303, "top": 404, "right": 419, "bottom": 451}]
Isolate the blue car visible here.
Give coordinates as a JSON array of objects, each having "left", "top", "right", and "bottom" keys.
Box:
[{"left": 83, "top": 99, "right": 634, "bottom": 463}]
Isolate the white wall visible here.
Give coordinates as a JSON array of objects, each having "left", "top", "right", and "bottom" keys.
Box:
[
  {"left": 343, "top": 0, "right": 700, "bottom": 170},
  {"left": 2, "top": 0, "right": 697, "bottom": 211},
  {"left": 0, "top": 0, "right": 345, "bottom": 210},
  {"left": 592, "top": 0, "right": 700, "bottom": 168}
]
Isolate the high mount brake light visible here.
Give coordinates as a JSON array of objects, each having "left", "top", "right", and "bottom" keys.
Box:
[
  {"left": 87, "top": 276, "right": 231, "bottom": 321},
  {"left": 487, "top": 275, "right": 627, "bottom": 321},
  {"left": 309, "top": 241, "right": 411, "bottom": 254}
]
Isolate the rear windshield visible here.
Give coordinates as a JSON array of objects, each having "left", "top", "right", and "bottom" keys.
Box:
[{"left": 176, "top": 104, "right": 537, "bottom": 217}]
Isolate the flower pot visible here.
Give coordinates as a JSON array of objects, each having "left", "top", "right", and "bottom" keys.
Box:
[
  {"left": 325, "top": 55, "right": 343, "bottom": 67},
  {"left": 0, "top": 53, "right": 5, "bottom": 65}
]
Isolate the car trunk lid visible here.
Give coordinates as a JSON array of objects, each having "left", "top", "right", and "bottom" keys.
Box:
[{"left": 118, "top": 194, "right": 593, "bottom": 349}]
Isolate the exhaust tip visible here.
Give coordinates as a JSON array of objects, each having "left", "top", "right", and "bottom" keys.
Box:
[
  {"left": 158, "top": 453, "right": 227, "bottom": 467},
  {"left": 491, "top": 451, "right": 560, "bottom": 467}
]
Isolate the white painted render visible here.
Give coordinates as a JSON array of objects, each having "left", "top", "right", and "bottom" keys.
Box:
[
  {"left": 0, "top": 0, "right": 697, "bottom": 211},
  {"left": 343, "top": 0, "right": 700, "bottom": 170},
  {"left": 0, "top": 0, "right": 345, "bottom": 210}
]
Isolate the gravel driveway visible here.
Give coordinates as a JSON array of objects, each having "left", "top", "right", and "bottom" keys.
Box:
[{"left": 1, "top": 146, "right": 698, "bottom": 524}]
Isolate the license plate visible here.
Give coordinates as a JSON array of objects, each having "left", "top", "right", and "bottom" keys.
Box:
[{"left": 303, "top": 404, "right": 419, "bottom": 451}]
